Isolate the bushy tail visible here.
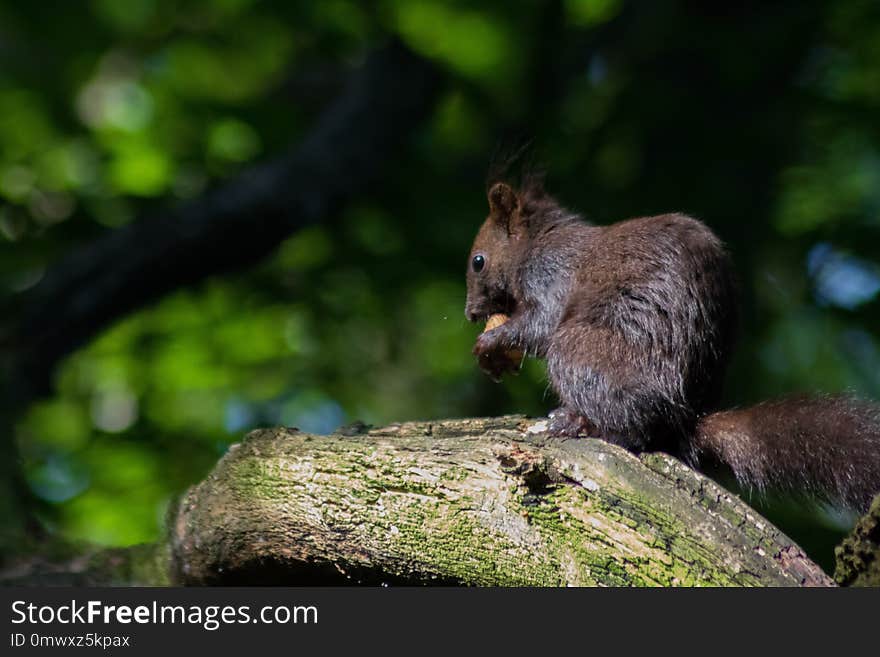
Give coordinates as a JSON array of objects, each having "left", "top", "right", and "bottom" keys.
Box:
[{"left": 693, "top": 395, "right": 880, "bottom": 512}]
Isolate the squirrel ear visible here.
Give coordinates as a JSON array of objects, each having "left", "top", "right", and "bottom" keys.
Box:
[{"left": 488, "top": 182, "right": 518, "bottom": 225}]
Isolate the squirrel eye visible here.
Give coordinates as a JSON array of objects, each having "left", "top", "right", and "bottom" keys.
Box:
[{"left": 472, "top": 254, "right": 485, "bottom": 273}]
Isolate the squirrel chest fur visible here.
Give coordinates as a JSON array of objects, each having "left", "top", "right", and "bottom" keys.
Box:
[{"left": 466, "top": 179, "right": 880, "bottom": 512}]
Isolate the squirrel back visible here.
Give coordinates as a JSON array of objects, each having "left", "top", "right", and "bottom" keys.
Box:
[{"left": 466, "top": 179, "right": 880, "bottom": 512}]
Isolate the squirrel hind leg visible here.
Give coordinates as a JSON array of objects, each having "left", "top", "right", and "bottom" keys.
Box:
[
  {"left": 546, "top": 406, "right": 641, "bottom": 451},
  {"left": 547, "top": 406, "right": 598, "bottom": 438}
]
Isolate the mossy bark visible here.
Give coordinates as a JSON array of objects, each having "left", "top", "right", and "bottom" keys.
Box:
[
  {"left": 834, "top": 494, "right": 880, "bottom": 586},
  {"left": 1, "top": 542, "right": 170, "bottom": 586},
  {"left": 171, "top": 415, "right": 832, "bottom": 586}
]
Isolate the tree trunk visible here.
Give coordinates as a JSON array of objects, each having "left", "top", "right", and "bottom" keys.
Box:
[{"left": 169, "top": 415, "right": 832, "bottom": 586}]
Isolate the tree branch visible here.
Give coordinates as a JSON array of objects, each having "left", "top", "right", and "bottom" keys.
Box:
[
  {"left": 12, "top": 40, "right": 444, "bottom": 399},
  {"left": 169, "top": 415, "right": 832, "bottom": 586}
]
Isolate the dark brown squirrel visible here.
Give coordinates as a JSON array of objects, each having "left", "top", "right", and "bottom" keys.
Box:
[{"left": 465, "top": 175, "right": 880, "bottom": 512}]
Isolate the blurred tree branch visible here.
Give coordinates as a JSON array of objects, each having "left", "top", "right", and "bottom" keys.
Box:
[{"left": 12, "top": 40, "right": 442, "bottom": 399}]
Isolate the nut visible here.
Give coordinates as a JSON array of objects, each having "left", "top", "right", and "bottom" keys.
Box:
[
  {"left": 483, "top": 313, "right": 524, "bottom": 366},
  {"left": 484, "top": 313, "right": 510, "bottom": 331}
]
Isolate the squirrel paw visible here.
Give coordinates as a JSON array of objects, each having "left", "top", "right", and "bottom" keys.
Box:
[
  {"left": 547, "top": 407, "right": 596, "bottom": 438},
  {"left": 473, "top": 330, "right": 520, "bottom": 381}
]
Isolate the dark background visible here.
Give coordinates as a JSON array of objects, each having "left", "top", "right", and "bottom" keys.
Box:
[{"left": 1, "top": 0, "right": 878, "bottom": 574}]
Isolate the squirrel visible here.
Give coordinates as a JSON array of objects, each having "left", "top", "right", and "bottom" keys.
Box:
[{"left": 465, "top": 174, "right": 880, "bottom": 512}]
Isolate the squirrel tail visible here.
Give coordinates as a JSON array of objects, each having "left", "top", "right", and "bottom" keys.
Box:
[{"left": 692, "top": 395, "right": 880, "bottom": 512}]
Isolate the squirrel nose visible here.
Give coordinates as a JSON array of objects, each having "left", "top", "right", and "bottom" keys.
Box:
[{"left": 465, "top": 307, "right": 478, "bottom": 322}]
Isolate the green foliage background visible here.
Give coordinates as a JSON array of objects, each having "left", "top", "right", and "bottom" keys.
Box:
[{"left": 1, "top": 0, "right": 878, "bottom": 569}]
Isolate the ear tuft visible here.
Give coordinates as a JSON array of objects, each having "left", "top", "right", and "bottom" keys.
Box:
[{"left": 488, "top": 182, "right": 518, "bottom": 219}]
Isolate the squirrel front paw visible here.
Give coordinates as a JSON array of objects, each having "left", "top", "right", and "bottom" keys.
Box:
[{"left": 473, "top": 330, "right": 521, "bottom": 381}]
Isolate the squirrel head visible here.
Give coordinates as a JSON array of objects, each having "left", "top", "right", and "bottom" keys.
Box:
[{"left": 464, "top": 182, "right": 524, "bottom": 322}]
